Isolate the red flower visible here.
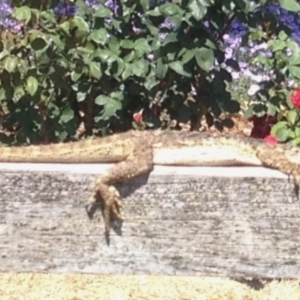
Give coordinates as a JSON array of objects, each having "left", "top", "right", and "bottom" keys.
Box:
[
  {"left": 133, "top": 110, "right": 144, "bottom": 124},
  {"left": 263, "top": 135, "right": 278, "bottom": 145},
  {"left": 291, "top": 89, "right": 300, "bottom": 109}
]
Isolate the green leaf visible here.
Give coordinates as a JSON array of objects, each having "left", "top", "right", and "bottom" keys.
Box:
[
  {"left": 71, "top": 16, "right": 89, "bottom": 33},
  {"left": 94, "top": 6, "right": 112, "bottom": 18},
  {"left": 144, "top": 77, "right": 159, "bottom": 91},
  {"left": 59, "top": 21, "right": 70, "bottom": 35},
  {"left": 110, "top": 91, "right": 124, "bottom": 101},
  {"left": 98, "top": 49, "right": 111, "bottom": 61},
  {"left": 278, "top": 30, "right": 288, "bottom": 41},
  {"left": 26, "top": 76, "right": 39, "bottom": 96},
  {"left": 205, "top": 38, "right": 217, "bottom": 50},
  {"left": 269, "top": 39, "right": 287, "bottom": 51},
  {"left": 89, "top": 28, "right": 109, "bottom": 45},
  {"left": 98, "top": 50, "right": 117, "bottom": 64},
  {"left": 95, "top": 94, "right": 122, "bottom": 119},
  {"left": 156, "top": 58, "right": 168, "bottom": 78},
  {"left": 289, "top": 65, "right": 300, "bottom": 79},
  {"left": 146, "top": 23, "right": 159, "bottom": 37},
  {"left": 150, "top": 38, "right": 161, "bottom": 51},
  {"left": 278, "top": 0, "right": 300, "bottom": 11},
  {"left": 71, "top": 71, "right": 82, "bottom": 82},
  {"left": 134, "top": 38, "right": 151, "bottom": 54},
  {"left": 168, "top": 15, "right": 182, "bottom": 28},
  {"left": 159, "top": 3, "right": 182, "bottom": 16},
  {"left": 167, "top": 51, "right": 177, "bottom": 62},
  {"left": 121, "top": 40, "right": 134, "bottom": 49},
  {"left": 108, "top": 37, "right": 121, "bottom": 55},
  {"left": 272, "top": 121, "right": 288, "bottom": 134},
  {"left": 267, "top": 104, "right": 278, "bottom": 116},
  {"left": 286, "top": 91, "right": 295, "bottom": 109},
  {"left": 276, "top": 128, "right": 293, "bottom": 142},
  {"left": 95, "top": 95, "right": 113, "bottom": 106},
  {"left": 122, "top": 64, "right": 132, "bottom": 80},
  {"left": 31, "top": 37, "right": 48, "bottom": 51},
  {"left": 111, "top": 58, "right": 125, "bottom": 77},
  {"left": 132, "top": 60, "right": 149, "bottom": 77},
  {"left": 169, "top": 61, "right": 191, "bottom": 77},
  {"left": 295, "top": 127, "right": 300, "bottom": 137},
  {"left": 111, "top": 19, "right": 122, "bottom": 31},
  {"left": 287, "top": 110, "right": 299, "bottom": 125},
  {"left": 291, "top": 136, "right": 300, "bottom": 145},
  {"left": 181, "top": 49, "right": 196, "bottom": 64},
  {"left": 289, "top": 130, "right": 296, "bottom": 139},
  {"left": 188, "top": 0, "right": 207, "bottom": 21},
  {"left": 76, "top": 46, "right": 94, "bottom": 55},
  {"left": 287, "top": 41, "right": 300, "bottom": 65},
  {"left": 195, "top": 48, "right": 214, "bottom": 72},
  {"left": 146, "top": 7, "right": 161, "bottom": 16},
  {"left": 162, "top": 32, "right": 178, "bottom": 46},
  {"left": 140, "top": 0, "right": 149, "bottom": 12},
  {"left": 123, "top": 50, "right": 135, "bottom": 63},
  {"left": 89, "top": 61, "right": 102, "bottom": 79},
  {"left": 77, "top": 92, "right": 87, "bottom": 102},
  {"left": 61, "top": 108, "right": 74, "bottom": 123},
  {"left": 12, "top": 6, "right": 31, "bottom": 23},
  {"left": 4, "top": 56, "right": 18, "bottom": 73},
  {"left": 13, "top": 86, "right": 25, "bottom": 101}
]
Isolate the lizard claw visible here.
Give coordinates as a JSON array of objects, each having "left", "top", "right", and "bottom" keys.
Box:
[
  {"left": 85, "top": 187, "right": 123, "bottom": 245},
  {"left": 85, "top": 204, "right": 94, "bottom": 220},
  {"left": 91, "top": 184, "right": 124, "bottom": 245},
  {"left": 291, "top": 172, "right": 300, "bottom": 199},
  {"left": 103, "top": 193, "right": 123, "bottom": 245},
  {"left": 85, "top": 195, "right": 101, "bottom": 220}
]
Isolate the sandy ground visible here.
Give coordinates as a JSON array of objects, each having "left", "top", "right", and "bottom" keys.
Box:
[{"left": 0, "top": 273, "right": 300, "bottom": 300}]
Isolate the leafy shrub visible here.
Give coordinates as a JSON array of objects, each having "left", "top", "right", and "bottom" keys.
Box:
[{"left": 0, "top": 0, "right": 299, "bottom": 144}]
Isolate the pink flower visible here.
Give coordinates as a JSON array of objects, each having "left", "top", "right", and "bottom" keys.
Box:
[
  {"left": 263, "top": 135, "right": 278, "bottom": 145},
  {"left": 291, "top": 89, "right": 300, "bottom": 109},
  {"left": 133, "top": 110, "right": 143, "bottom": 124}
]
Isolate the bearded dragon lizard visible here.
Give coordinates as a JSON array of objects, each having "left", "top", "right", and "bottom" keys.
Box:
[{"left": 0, "top": 129, "right": 299, "bottom": 243}]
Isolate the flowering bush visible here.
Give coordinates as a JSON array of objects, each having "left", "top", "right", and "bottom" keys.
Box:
[
  {"left": 0, "top": 0, "right": 299, "bottom": 144},
  {"left": 221, "top": 1, "right": 300, "bottom": 144}
]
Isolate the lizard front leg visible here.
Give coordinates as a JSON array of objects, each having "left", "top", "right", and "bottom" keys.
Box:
[{"left": 86, "top": 135, "right": 154, "bottom": 244}]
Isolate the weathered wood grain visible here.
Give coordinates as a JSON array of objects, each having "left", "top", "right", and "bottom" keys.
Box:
[{"left": 0, "top": 164, "right": 299, "bottom": 278}]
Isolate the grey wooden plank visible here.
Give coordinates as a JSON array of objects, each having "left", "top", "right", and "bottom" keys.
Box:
[{"left": 0, "top": 165, "right": 299, "bottom": 278}]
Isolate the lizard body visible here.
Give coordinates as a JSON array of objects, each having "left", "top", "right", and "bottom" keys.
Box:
[{"left": 1, "top": 129, "right": 300, "bottom": 243}]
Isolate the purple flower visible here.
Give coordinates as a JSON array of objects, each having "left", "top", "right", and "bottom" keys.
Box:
[
  {"left": 159, "top": 33, "right": 167, "bottom": 41},
  {"left": 147, "top": 53, "right": 155, "bottom": 61},
  {"left": 54, "top": 0, "right": 78, "bottom": 17},
  {"left": 105, "top": 0, "right": 119, "bottom": 15},
  {"left": 158, "top": 18, "right": 176, "bottom": 41},
  {"left": 0, "top": 0, "right": 22, "bottom": 32},
  {"left": 85, "top": 0, "right": 100, "bottom": 10},
  {"left": 0, "top": 18, "right": 17, "bottom": 28},
  {"left": 248, "top": 84, "right": 260, "bottom": 96},
  {"left": 0, "top": 0, "right": 12, "bottom": 17},
  {"left": 229, "top": 19, "right": 248, "bottom": 37},
  {"left": 160, "top": 18, "right": 174, "bottom": 30}
]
